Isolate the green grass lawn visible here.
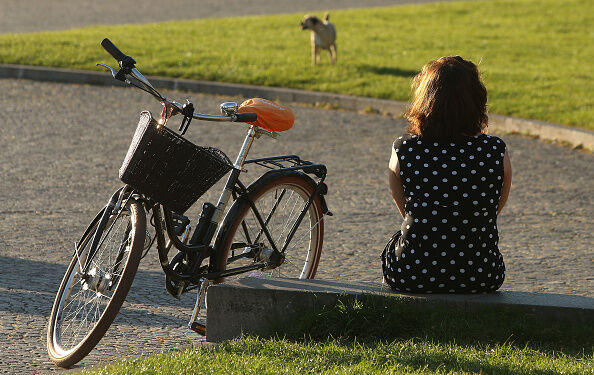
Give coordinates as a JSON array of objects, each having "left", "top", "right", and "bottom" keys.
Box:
[
  {"left": 84, "top": 338, "right": 592, "bottom": 375},
  {"left": 83, "top": 296, "right": 593, "bottom": 374},
  {"left": 0, "top": 0, "right": 592, "bottom": 130}
]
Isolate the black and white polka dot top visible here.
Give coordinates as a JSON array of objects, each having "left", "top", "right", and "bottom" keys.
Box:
[{"left": 384, "top": 133, "right": 506, "bottom": 293}]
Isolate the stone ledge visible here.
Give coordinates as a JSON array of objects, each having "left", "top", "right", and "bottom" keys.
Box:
[{"left": 205, "top": 277, "right": 594, "bottom": 342}]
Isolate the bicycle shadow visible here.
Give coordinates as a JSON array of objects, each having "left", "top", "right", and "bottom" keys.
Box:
[{"left": 0, "top": 256, "right": 196, "bottom": 326}]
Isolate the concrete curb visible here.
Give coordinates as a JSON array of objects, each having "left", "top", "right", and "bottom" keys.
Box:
[
  {"left": 205, "top": 277, "right": 594, "bottom": 342},
  {"left": 1, "top": 63, "right": 593, "bottom": 151}
]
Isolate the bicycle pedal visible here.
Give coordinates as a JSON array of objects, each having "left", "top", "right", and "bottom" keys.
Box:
[{"left": 189, "top": 321, "right": 206, "bottom": 336}]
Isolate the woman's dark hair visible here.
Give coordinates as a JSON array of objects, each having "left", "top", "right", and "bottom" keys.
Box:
[{"left": 405, "top": 56, "right": 488, "bottom": 140}]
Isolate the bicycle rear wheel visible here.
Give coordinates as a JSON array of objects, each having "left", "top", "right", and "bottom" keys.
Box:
[
  {"left": 47, "top": 198, "right": 146, "bottom": 368},
  {"left": 214, "top": 171, "right": 324, "bottom": 280}
]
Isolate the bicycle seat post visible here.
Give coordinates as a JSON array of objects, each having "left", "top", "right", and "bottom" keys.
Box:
[{"left": 210, "top": 124, "right": 258, "bottom": 227}]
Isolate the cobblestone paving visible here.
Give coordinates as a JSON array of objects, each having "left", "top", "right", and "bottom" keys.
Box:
[{"left": 1, "top": 79, "right": 593, "bottom": 374}]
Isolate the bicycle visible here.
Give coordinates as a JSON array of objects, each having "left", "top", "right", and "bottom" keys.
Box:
[{"left": 47, "top": 38, "right": 331, "bottom": 368}]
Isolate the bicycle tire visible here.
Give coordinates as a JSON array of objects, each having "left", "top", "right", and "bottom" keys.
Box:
[
  {"left": 214, "top": 171, "right": 324, "bottom": 281},
  {"left": 47, "top": 198, "right": 146, "bottom": 368}
]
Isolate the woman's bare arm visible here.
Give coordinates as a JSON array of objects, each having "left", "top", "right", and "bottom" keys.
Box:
[
  {"left": 497, "top": 150, "right": 512, "bottom": 215},
  {"left": 388, "top": 146, "right": 406, "bottom": 218}
]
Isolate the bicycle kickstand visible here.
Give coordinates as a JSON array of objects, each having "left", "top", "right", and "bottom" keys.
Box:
[{"left": 188, "top": 278, "right": 210, "bottom": 335}]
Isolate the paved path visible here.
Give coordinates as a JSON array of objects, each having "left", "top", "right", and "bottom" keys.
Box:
[
  {"left": 1, "top": 0, "right": 470, "bottom": 34},
  {"left": 0, "top": 79, "right": 592, "bottom": 374}
]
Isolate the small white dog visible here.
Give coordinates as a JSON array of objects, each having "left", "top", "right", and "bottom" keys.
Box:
[{"left": 300, "top": 13, "right": 337, "bottom": 65}]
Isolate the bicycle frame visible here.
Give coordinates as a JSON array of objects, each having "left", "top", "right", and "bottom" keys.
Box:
[
  {"left": 149, "top": 126, "right": 330, "bottom": 285},
  {"left": 79, "top": 123, "right": 329, "bottom": 292}
]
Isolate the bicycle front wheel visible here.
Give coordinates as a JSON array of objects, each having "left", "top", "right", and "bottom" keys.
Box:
[
  {"left": 47, "top": 198, "right": 146, "bottom": 368},
  {"left": 214, "top": 171, "right": 324, "bottom": 280}
]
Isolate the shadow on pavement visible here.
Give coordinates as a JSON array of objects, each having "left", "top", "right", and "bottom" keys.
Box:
[{"left": 0, "top": 256, "right": 196, "bottom": 323}]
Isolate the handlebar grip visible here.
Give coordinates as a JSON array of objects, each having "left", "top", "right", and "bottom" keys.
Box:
[
  {"left": 101, "top": 38, "right": 126, "bottom": 62},
  {"left": 234, "top": 112, "right": 258, "bottom": 123}
]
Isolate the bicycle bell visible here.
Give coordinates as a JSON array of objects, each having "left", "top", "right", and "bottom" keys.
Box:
[{"left": 220, "top": 102, "right": 238, "bottom": 116}]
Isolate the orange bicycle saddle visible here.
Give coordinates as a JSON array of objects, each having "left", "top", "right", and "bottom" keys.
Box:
[{"left": 237, "top": 98, "right": 294, "bottom": 132}]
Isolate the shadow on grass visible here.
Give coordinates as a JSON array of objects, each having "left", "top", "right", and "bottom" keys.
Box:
[
  {"left": 264, "top": 294, "right": 593, "bottom": 374},
  {"left": 371, "top": 340, "right": 583, "bottom": 375},
  {"left": 357, "top": 64, "right": 418, "bottom": 78}
]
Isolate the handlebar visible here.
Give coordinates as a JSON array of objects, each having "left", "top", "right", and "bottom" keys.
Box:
[
  {"left": 98, "top": 38, "right": 258, "bottom": 125},
  {"left": 164, "top": 100, "right": 258, "bottom": 123},
  {"left": 101, "top": 38, "right": 128, "bottom": 64}
]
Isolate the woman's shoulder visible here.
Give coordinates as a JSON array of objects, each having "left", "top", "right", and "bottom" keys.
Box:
[
  {"left": 393, "top": 134, "right": 418, "bottom": 152},
  {"left": 393, "top": 133, "right": 506, "bottom": 153},
  {"left": 473, "top": 134, "right": 507, "bottom": 152}
]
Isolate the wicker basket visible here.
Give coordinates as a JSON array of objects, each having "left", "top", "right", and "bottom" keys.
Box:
[{"left": 119, "top": 111, "right": 232, "bottom": 214}]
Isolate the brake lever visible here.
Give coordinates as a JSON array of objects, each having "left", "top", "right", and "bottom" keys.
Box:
[
  {"left": 96, "top": 63, "right": 118, "bottom": 78},
  {"left": 96, "top": 62, "right": 128, "bottom": 82}
]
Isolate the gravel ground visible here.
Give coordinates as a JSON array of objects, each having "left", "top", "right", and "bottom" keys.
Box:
[{"left": 0, "top": 79, "right": 592, "bottom": 374}]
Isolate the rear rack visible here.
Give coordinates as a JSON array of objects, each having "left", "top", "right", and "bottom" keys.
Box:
[{"left": 244, "top": 155, "right": 327, "bottom": 180}]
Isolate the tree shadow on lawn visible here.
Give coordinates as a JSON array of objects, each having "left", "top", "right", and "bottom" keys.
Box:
[{"left": 269, "top": 294, "right": 593, "bottom": 374}]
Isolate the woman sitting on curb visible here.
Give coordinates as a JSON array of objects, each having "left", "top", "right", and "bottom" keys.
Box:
[{"left": 383, "top": 56, "right": 512, "bottom": 294}]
